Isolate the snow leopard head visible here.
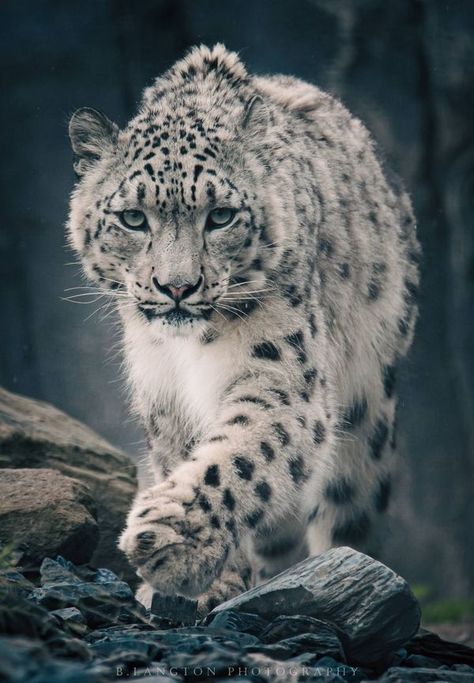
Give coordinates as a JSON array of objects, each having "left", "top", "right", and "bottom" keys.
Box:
[{"left": 67, "top": 44, "right": 284, "bottom": 334}]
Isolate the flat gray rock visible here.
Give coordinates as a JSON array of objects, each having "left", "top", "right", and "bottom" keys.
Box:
[
  {"left": 0, "top": 387, "right": 137, "bottom": 582},
  {"left": 0, "top": 468, "right": 98, "bottom": 566},
  {"left": 209, "top": 546, "right": 421, "bottom": 665}
]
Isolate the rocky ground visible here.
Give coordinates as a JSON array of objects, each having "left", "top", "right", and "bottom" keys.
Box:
[
  {"left": 2, "top": 552, "right": 474, "bottom": 683},
  {"left": 1, "top": 388, "right": 473, "bottom": 682}
]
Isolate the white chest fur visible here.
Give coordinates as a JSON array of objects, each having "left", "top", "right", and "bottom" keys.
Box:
[{"left": 123, "top": 318, "right": 241, "bottom": 435}]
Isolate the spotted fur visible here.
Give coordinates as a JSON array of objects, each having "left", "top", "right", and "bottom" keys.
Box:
[{"left": 67, "top": 44, "right": 420, "bottom": 609}]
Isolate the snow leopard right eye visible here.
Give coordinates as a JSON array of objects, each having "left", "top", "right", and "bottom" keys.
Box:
[
  {"left": 119, "top": 209, "right": 148, "bottom": 231},
  {"left": 206, "top": 208, "right": 237, "bottom": 230}
]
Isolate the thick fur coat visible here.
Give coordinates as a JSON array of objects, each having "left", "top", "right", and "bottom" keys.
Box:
[{"left": 67, "top": 44, "right": 420, "bottom": 611}]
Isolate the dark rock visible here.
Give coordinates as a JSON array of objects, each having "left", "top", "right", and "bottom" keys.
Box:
[
  {"left": 245, "top": 640, "right": 295, "bottom": 660},
  {"left": 277, "top": 632, "right": 344, "bottom": 662},
  {"left": 0, "top": 636, "right": 109, "bottom": 683},
  {"left": 41, "top": 556, "right": 83, "bottom": 586},
  {"left": 89, "top": 623, "right": 262, "bottom": 678},
  {"left": 94, "top": 567, "right": 123, "bottom": 585},
  {"left": 89, "top": 638, "right": 166, "bottom": 673},
  {"left": 0, "top": 568, "right": 35, "bottom": 598},
  {"left": 0, "top": 590, "right": 91, "bottom": 662},
  {"left": 30, "top": 581, "right": 138, "bottom": 628},
  {"left": 151, "top": 591, "right": 197, "bottom": 627},
  {"left": 454, "top": 665, "right": 474, "bottom": 674},
  {"left": 96, "top": 626, "right": 253, "bottom": 678},
  {"left": 404, "top": 653, "right": 447, "bottom": 668},
  {"left": 132, "top": 675, "right": 183, "bottom": 683},
  {"left": 45, "top": 633, "right": 92, "bottom": 662},
  {"left": 313, "top": 656, "right": 367, "bottom": 681},
  {"left": 89, "top": 623, "right": 259, "bottom": 652},
  {"left": 242, "top": 653, "right": 355, "bottom": 682},
  {"left": 378, "top": 666, "right": 474, "bottom": 681},
  {"left": 41, "top": 556, "right": 128, "bottom": 589},
  {"left": 260, "top": 614, "right": 343, "bottom": 647},
  {"left": 0, "top": 637, "right": 49, "bottom": 683},
  {"left": 203, "top": 609, "right": 268, "bottom": 636},
  {"left": 0, "top": 589, "right": 64, "bottom": 642},
  {"left": 244, "top": 615, "right": 347, "bottom": 662},
  {"left": 389, "top": 648, "right": 409, "bottom": 666},
  {"left": 85, "top": 623, "right": 157, "bottom": 643},
  {"left": 50, "top": 607, "right": 88, "bottom": 637},
  {"left": 208, "top": 546, "right": 421, "bottom": 665},
  {"left": 28, "top": 557, "right": 148, "bottom": 629},
  {"left": 89, "top": 637, "right": 162, "bottom": 659},
  {"left": 405, "top": 629, "right": 474, "bottom": 667},
  {"left": 160, "top": 640, "right": 244, "bottom": 677},
  {"left": 158, "top": 625, "right": 260, "bottom": 649},
  {"left": 36, "top": 573, "right": 134, "bottom": 605},
  {"left": 0, "top": 387, "right": 137, "bottom": 583},
  {"left": 0, "top": 468, "right": 98, "bottom": 566}
]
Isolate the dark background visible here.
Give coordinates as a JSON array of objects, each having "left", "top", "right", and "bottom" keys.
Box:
[{"left": 1, "top": 0, "right": 473, "bottom": 607}]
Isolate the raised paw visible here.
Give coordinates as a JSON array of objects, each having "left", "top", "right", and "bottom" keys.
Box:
[{"left": 118, "top": 481, "right": 230, "bottom": 597}]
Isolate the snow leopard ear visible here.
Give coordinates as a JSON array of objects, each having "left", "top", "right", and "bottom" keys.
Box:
[
  {"left": 68, "top": 107, "right": 118, "bottom": 177},
  {"left": 242, "top": 95, "right": 269, "bottom": 136}
]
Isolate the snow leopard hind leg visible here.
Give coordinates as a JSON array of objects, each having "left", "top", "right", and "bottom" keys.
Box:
[{"left": 305, "top": 367, "right": 398, "bottom": 562}]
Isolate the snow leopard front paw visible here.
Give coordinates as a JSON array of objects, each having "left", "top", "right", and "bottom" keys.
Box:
[
  {"left": 118, "top": 480, "right": 230, "bottom": 597},
  {"left": 135, "top": 569, "right": 247, "bottom": 619}
]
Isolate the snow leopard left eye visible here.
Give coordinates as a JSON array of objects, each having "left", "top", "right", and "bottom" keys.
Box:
[
  {"left": 206, "top": 208, "right": 237, "bottom": 230},
  {"left": 119, "top": 209, "right": 147, "bottom": 230}
]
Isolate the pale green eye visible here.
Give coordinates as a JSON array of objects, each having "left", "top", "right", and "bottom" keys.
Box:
[
  {"left": 120, "top": 209, "right": 147, "bottom": 230},
  {"left": 206, "top": 207, "right": 236, "bottom": 229}
]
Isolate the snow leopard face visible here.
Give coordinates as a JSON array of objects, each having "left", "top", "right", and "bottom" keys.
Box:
[{"left": 67, "top": 54, "right": 275, "bottom": 335}]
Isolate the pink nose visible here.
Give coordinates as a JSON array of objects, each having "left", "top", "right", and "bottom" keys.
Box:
[
  {"left": 167, "top": 285, "right": 189, "bottom": 301},
  {"left": 151, "top": 275, "right": 203, "bottom": 302}
]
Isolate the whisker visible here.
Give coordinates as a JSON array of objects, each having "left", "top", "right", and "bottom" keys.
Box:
[
  {"left": 116, "top": 302, "right": 140, "bottom": 311},
  {"left": 215, "top": 302, "right": 248, "bottom": 322},
  {"left": 99, "top": 276, "right": 126, "bottom": 287},
  {"left": 62, "top": 292, "right": 108, "bottom": 299},
  {"left": 63, "top": 285, "right": 130, "bottom": 299},
  {"left": 222, "top": 288, "right": 277, "bottom": 299},
  {"left": 208, "top": 304, "right": 227, "bottom": 323},
  {"left": 61, "top": 296, "right": 107, "bottom": 305},
  {"left": 227, "top": 287, "right": 273, "bottom": 294},
  {"left": 224, "top": 288, "right": 273, "bottom": 296},
  {"left": 221, "top": 296, "right": 266, "bottom": 312},
  {"left": 62, "top": 292, "right": 130, "bottom": 306},
  {"left": 83, "top": 301, "right": 113, "bottom": 323},
  {"left": 64, "top": 285, "right": 103, "bottom": 292},
  {"left": 100, "top": 305, "right": 122, "bottom": 322},
  {"left": 225, "top": 279, "right": 265, "bottom": 288},
  {"left": 225, "top": 280, "right": 270, "bottom": 287},
  {"left": 90, "top": 298, "right": 136, "bottom": 323},
  {"left": 222, "top": 292, "right": 274, "bottom": 300}
]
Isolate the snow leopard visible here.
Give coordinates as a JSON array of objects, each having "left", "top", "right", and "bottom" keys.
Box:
[{"left": 67, "top": 44, "right": 420, "bottom": 612}]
